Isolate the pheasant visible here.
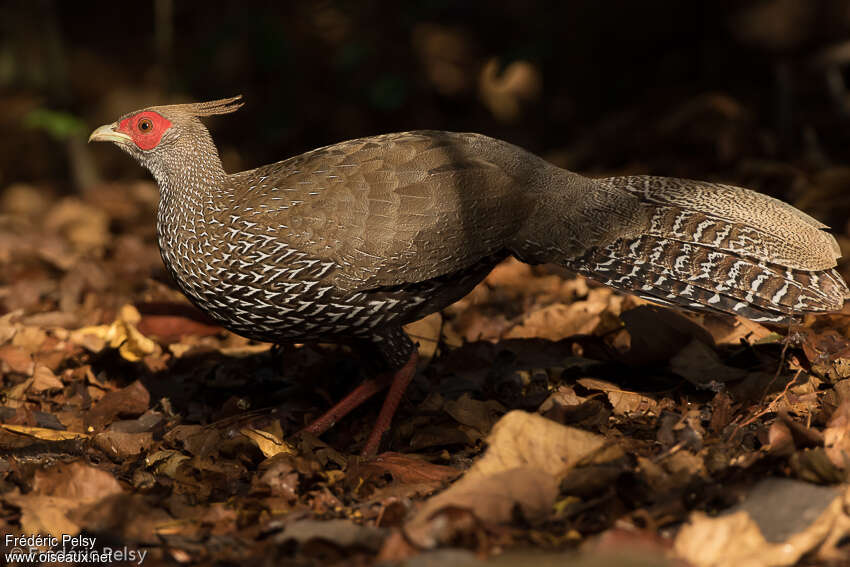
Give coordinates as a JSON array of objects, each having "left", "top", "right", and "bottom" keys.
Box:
[{"left": 90, "top": 95, "right": 849, "bottom": 455}]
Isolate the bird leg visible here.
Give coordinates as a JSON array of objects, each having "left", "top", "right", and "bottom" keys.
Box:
[
  {"left": 300, "top": 350, "right": 419, "bottom": 456},
  {"left": 360, "top": 350, "right": 419, "bottom": 457}
]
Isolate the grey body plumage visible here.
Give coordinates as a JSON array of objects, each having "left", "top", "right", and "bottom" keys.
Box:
[{"left": 91, "top": 95, "right": 849, "bottom": 371}]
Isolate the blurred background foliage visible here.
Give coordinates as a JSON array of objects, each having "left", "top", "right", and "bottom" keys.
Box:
[{"left": 4, "top": 0, "right": 850, "bottom": 240}]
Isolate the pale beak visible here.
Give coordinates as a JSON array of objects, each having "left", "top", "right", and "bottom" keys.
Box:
[{"left": 88, "top": 123, "right": 132, "bottom": 144}]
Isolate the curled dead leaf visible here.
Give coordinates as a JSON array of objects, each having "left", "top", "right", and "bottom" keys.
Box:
[
  {"left": 94, "top": 430, "right": 154, "bottom": 459},
  {"left": 0, "top": 424, "right": 88, "bottom": 441},
  {"left": 241, "top": 422, "right": 296, "bottom": 458},
  {"left": 674, "top": 479, "right": 849, "bottom": 567},
  {"left": 70, "top": 304, "right": 157, "bottom": 362},
  {"left": 354, "top": 452, "right": 460, "bottom": 485},
  {"left": 85, "top": 380, "right": 150, "bottom": 430},
  {"left": 577, "top": 377, "right": 659, "bottom": 417},
  {"left": 824, "top": 400, "right": 850, "bottom": 470},
  {"left": 404, "top": 312, "right": 443, "bottom": 363},
  {"left": 5, "top": 461, "right": 123, "bottom": 537},
  {"left": 405, "top": 411, "right": 605, "bottom": 548},
  {"left": 29, "top": 364, "right": 63, "bottom": 393}
]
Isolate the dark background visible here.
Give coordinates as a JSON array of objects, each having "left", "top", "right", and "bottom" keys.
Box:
[{"left": 3, "top": 0, "right": 850, "bottom": 243}]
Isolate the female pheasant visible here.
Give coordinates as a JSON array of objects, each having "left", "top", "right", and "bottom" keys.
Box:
[{"left": 90, "top": 95, "right": 849, "bottom": 455}]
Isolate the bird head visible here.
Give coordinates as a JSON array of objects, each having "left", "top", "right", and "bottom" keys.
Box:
[{"left": 88, "top": 95, "right": 243, "bottom": 170}]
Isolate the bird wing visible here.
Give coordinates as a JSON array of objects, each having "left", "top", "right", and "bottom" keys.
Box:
[{"left": 229, "top": 131, "right": 532, "bottom": 292}]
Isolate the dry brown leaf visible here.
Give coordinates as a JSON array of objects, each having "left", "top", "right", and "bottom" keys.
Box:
[
  {"left": 404, "top": 312, "right": 442, "bottom": 363},
  {"left": 669, "top": 339, "right": 748, "bottom": 386},
  {"left": 0, "top": 310, "right": 22, "bottom": 345},
  {"left": 70, "top": 304, "right": 157, "bottom": 362},
  {"left": 0, "top": 344, "right": 34, "bottom": 375},
  {"left": 85, "top": 380, "right": 151, "bottom": 430},
  {"left": 799, "top": 329, "right": 850, "bottom": 380},
  {"left": 701, "top": 315, "right": 774, "bottom": 345},
  {"left": 12, "top": 325, "right": 47, "bottom": 352},
  {"left": 240, "top": 422, "right": 296, "bottom": 458},
  {"left": 674, "top": 480, "right": 850, "bottom": 567},
  {"left": 43, "top": 197, "right": 110, "bottom": 252},
  {"left": 2, "top": 377, "right": 33, "bottom": 408},
  {"left": 505, "top": 291, "right": 610, "bottom": 341},
  {"left": 577, "top": 378, "right": 659, "bottom": 417},
  {"left": 539, "top": 385, "right": 586, "bottom": 413},
  {"left": 354, "top": 452, "right": 460, "bottom": 485},
  {"left": 276, "top": 518, "right": 387, "bottom": 552},
  {"left": 406, "top": 468, "right": 557, "bottom": 548},
  {"left": 0, "top": 424, "right": 88, "bottom": 441},
  {"left": 29, "top": 364, "right": 63, "bottom": 393},
  {"left": 824, "top": 400, "right": 850, "bottom": 470},
  {"left": 257, "top": 456, "right": 301, "bottom": 499},
  {"left": 405, "top": 411, "right": 605, "bottom": 547},
  {"left": 93, "top": 430, "right": 154, "bottom": 459},
  {"left": 145, "top": 449, "right": 190, "bottom": 478},
  {"left": 137, "top": 313, "right": 222, "bottom": 342},
  {"left": 5, "top": 461, "right": 123, "bottom": 537},
  {"left": 619, "top": 304, "right": 714, "bottom": 365},
  {"left": 442, "top": 393, "right": 504, "bottom": 437},
  {"left": 483, "top": 258, "right": 562, "bottom": 298}
]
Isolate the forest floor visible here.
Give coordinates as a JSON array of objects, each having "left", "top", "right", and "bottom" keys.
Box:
[{"left": 3, "top": 168, "right": 850, "bottom": 566}]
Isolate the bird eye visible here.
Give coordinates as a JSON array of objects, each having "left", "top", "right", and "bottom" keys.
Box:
[{"left": 137, "top": 118, "right": 153, "bottom": 132}]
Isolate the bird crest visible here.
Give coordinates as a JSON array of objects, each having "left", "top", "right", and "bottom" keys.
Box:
[{"left": 157, "top": 95, "right": 244, "bottom": 118}]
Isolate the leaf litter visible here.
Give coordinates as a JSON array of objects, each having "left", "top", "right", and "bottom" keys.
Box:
[{"left": 4, "top": 133, "right": 850, "bottom": 566}]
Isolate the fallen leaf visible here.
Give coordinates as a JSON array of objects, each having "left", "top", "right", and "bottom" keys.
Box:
[
  {"left": 0, "top": 344, "right": 34, "bottom": 375},
  {"left": 85, "top": 380, "right": 151, "bottom": 430},
  {"left": 620, "top": 305, "right": 714, "bottom": 365},
  {"left": 800, "top": 329, "right": 850, "bottom": 380},
  {"left": 137, "top": 314, "right": 222, "bottom": 342},
  {"left": 70, "top": 304, "right": 157, "bottom": 362},
  {"left": 241, "top": 422, "right": 296, "bottom": 458},
  {"left": 93, "top": 430, "right": 154, "bottom": 459},
  {"left": 5, "top": 461, "right": 123, "bottom": 537},
  {"left": 674, "top": 479, "right": 848, "bottom": 567},
  {"left": 405, "top": 411, "right": 605, "bottom": 547},
  {"left": 354, "top": 452, "right": 460, "bottom": 485},
  {"left": 701, "top": 316, "right": 774, "bottom": 345},
  {"left": 577, "top": 378, "right": 659, "bottom": 417},
  {"left": 669, "top": 339, "right": 748, "bottom": 386},
  {"left": 443, "top": 393, "right": 504, "bottom": 437},
  {"left": 257, "top": 455, "right": 301, "bottom": 500},
  {"left": 145, "top": 450, "right": 191, "bottom": 479},
  {"left": 276, "top": 518, "right": 387, "bottom": 552},
  {"left": 0, "top": 424, "right": 88, "bottom": 441},
  {"left": 0, "top": 310, "right": 22, "bottom": 345},
  {"left": 505, "top": 295, "right": 606, "bottom": 341},
  {"left": 824, "top": 400, "right": 850, "bottom": 470},
  {"left": 2, "top": 377, "right": 33, "bottom": 408},
  {"left": 29, "top": 364, "right": 63, "bottom": 393},
  {"left": 404, "top": 312, "right": 443, "bottom": 362}
]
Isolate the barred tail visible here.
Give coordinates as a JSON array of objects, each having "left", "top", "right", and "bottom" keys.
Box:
[
  {"left": 566, "top": 235, "right": 847, "bottom": 323},
  {"left": 561, "top": 176, "right": 849, "bottom": 323}
]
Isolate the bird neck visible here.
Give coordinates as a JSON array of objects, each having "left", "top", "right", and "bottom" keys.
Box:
[{"left": 150, "top": 133, "right": 234, "bottom": 220}]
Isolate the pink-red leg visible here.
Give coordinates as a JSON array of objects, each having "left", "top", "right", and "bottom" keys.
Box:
[
  {"left": 360, "top": 351, "right": 419, "bottom": 457},
  {"left": 299, "top": 350, "right": 419, "bottom": 456},
  {"left": 301, "top": 376, "right": 389, "bottom": 437}
]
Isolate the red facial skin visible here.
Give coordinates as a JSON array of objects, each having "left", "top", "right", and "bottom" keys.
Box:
[{"left": 117, "top": 111, "right": 172, "bottom": 151}]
